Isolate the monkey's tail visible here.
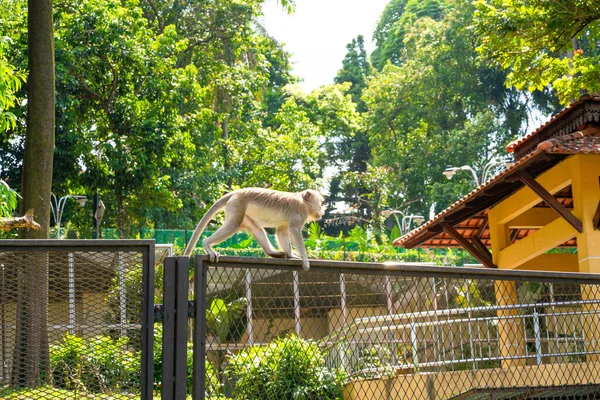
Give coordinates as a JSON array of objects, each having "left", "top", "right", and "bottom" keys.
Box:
[{"left": 183, "top": 193, "right": 234, "bottom": 257}]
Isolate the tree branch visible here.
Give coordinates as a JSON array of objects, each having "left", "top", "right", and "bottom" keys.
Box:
[{"left": 0, "top": 209, "right": 41, "bottom": 231}]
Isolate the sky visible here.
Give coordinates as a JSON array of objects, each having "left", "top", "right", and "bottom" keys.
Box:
[{"left": 260, "top": 0, "right": 389, "bottom": 92}]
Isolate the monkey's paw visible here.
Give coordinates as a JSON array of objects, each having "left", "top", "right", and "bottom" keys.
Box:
[
  {"left": 208, "top": 251, "right": 221, "bottom": 263},
  {"left": 268, "top": 251, "right": 288, "bottom": 259}
]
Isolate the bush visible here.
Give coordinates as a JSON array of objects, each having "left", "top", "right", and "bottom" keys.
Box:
[
  {"left": 225, "top": 335, "right": 346, "bottom": 400},
  {"left": 50, "top": 333, "right": 140, "bottom": 394}
]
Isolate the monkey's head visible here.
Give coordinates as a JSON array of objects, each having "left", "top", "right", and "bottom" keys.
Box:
[{"left": 302, "top": 190, "right": 326, "bottom": 221}]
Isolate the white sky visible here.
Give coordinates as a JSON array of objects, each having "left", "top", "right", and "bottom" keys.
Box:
[{"left": 260, "top": 0, "right": 389, "bottom": 92}]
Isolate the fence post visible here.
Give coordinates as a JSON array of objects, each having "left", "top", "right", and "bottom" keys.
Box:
[
  {"left": 175, "top": 257, "right": 190, "bottom": 398},
  {"left": 533, "top": 309, "right": 543, "bottom": 365},
  {"left": 162, "top": 257, "right": 189, "bottom": 400},
  {"left": 293, "top": 271, "right": 301, "bottom": 336},
  {"left": 410, "top": 319, "right": 419, "bottom": 372},
  {"left": 162, "top": 257, "right": 176, "bottom": 400},
  {"left": 193, "top": 255, "right": 208, "bottom": 400},
  {"left": 68, "top": 252, "right": 76, "bottom": 334},
  {"left": 140, "top": 242, "right": 156, "bottom": 400},
  {"left": 245, "top": 269, "right": 254, "bottom": 345}
]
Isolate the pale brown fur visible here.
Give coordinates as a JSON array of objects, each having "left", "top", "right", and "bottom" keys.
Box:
[{"left": 183, "top": 188, "right": 325, "bottom": 269}]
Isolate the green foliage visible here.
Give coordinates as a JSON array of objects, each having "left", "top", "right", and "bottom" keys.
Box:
[
  {"left": 474, "top": 0, "right": 600, "bottom": 104},
  {"left": 206, "top": 297, "right": 248, "bottom": 343},
  {"left": 106, "top": 265, "right": 147, "bottom": 351},
  {"left": 49, "top": 334, "right": 140, "bottom": 394},
  {"left": 355, "top": 345, "right": 394, "bottom": 379},
  {"left": 454, "top": 279, "right": 491, "bottom": 308},
  {"left": 364, "top": 0, "right": 539, "bottom": 217},
  {"left": 0, "top": 386, "right": 139, "bottom": 399},
  {"left": 225, "top": 335, "right": 346, "bottom": 400},
  {"left": 341, "top": 165, "right": 392, "bottom": 243},
  {"left": 0, "top": 37, "right": 25, "bottom": 132},
  {"left": 0, "top": 179, "right": 18, "bottom": 218}
]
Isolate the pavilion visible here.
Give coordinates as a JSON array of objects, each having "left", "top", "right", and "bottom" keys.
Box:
[{"left": 394, "top": 94, "right": 600, "bottom": 372}]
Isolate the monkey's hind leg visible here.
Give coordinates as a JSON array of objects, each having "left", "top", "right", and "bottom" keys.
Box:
[
  {"left": 202, "top": 212, "right": 244, "bottom": 262},
  {"left": 244, "top": 217, "right": 287, "bottom": 258}
]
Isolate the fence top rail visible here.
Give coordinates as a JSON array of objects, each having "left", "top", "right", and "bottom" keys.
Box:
[
  {"left": 0, "top": 239, "right": 155, "bottom": 251},
  {"left": 193, "top": 255, "right": 600, "bottom": 284}
]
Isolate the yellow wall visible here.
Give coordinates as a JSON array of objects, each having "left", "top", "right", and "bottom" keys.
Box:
[{"left": 344, "top": 361, "right": 600, "bottom": 399}]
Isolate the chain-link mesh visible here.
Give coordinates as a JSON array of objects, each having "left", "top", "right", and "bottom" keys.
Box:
[
  {"left": 201, "top": 260, "right": 600, "bottom": 399},
  {"left": 0, "top": 241, "right": 153, "bottom": 400}
]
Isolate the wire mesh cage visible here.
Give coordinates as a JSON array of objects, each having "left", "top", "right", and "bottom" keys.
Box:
[
  {"left": 197, "top": 258, "right": 600, "bottom": 400},
  {"left": 0, "top": 240, "right": 154, "bottom": 400}
]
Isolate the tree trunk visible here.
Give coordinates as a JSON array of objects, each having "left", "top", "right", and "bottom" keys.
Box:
[{"left": 13, "top": 0, "right": 54, "bottom": 386}]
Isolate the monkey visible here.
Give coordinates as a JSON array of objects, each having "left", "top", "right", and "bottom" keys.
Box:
[{"left": 183, "top": 188, "right": 325, "bottom": 270}]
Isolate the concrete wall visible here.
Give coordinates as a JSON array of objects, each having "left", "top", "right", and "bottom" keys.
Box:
[{"left": 344, "top": 361, "right": 600, "bottom": 399}]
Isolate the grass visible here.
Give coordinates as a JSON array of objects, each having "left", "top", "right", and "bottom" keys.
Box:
[{"left": 0, "top": 386, "right": 149, "bottom": 399}]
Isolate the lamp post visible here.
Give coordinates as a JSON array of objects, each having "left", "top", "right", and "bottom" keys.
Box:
[
  {"left": 443, "top": 158, "right": 514, "bottom": 185},
  {"left": 50, "top": 194, "right": 88, "bottom": 239},
  {"left": 382, "top": 209, "right": 425, "bottom": 235}
]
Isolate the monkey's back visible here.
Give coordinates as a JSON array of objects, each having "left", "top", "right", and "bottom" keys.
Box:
[{"left": 229, "top": 188, "right": 308, "bottom": 227}]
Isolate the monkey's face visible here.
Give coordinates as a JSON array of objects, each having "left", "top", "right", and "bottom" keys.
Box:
[{"left": 304, "top": 190, "right": 325, "bottom": 221}]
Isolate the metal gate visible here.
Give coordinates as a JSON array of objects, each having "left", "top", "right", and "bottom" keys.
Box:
[{"left": 0, "top": 239, "right": 155, "bottom": 400}]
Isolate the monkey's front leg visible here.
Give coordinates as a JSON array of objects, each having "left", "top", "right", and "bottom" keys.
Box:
[
  {"left": 289, "top": 225, "right": 310, "bottom": 270},
  {"left": 276, "top": 228, "right": 297, "bottom": 259}
]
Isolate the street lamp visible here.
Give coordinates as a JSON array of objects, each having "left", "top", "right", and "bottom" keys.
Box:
[
  {"left": 382, "top": 209, "right": 425, "bottom": 235},
  {"left": 443, "top": 158, "right": 514, "bottom": 185},
  {"left": 50, "top": 194, "right": 88, "bottom": 239}
]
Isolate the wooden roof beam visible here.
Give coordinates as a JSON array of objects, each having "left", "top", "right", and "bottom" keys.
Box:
[
  {"left": 440, "top": 221, "right": 497, "bottom": 268},
  {"left": 516, "top": 170, "right": 583, "bottom": 233},
  {"left": 475, "top": 216, "right": 488, "bottom": 239},
  {"left": 593, "top": 200, "right": 600, "bottom": 231}
]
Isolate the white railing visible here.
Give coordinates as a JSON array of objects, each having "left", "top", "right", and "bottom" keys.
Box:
[{"left": 322, "top": 299, "right": 600, "bottom": 377}]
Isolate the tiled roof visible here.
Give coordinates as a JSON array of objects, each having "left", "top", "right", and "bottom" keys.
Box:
[
  {"left": 546, "top": 132, "right": 600, "bottom": 155},
  {"left": 394, "top": 127, "right": 600, "bottom": 249},
  {"left": 392, "top": 150, "right": 544, "bottom": 247},
  {"left": 506, "top": 95, "right": 600, "bottom": 156}
]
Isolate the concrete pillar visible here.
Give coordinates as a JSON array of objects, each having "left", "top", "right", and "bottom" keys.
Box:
[{"left": 571, "top": 155, "right": 600, "bottom": 360}]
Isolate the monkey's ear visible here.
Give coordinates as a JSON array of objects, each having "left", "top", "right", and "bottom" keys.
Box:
[{"left": 302, "top": 191, "right": 312, "bottom": 201}]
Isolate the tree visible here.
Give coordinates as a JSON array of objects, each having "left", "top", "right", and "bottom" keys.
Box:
[
  {"left": 332, "top": 36, "right": 374, "bottom": 228},
  {"left": 363, "top": 0, "right": 535, "bottom": 217},
  {"left": 12, "top": 0, "right": 54, "bottom": 387},
  {"left": 474, "top": 0, "right": 600, "bottom": 104},
  {"left": 54, "top": 0, "right": 199, "bottom": 237}
]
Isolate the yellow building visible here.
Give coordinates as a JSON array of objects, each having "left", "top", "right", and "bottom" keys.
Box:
[
  {"left": 395, "top": 94, "right": 600, "bottom": 273},
  {"left": 386, "top": 95, "right": 600, "bottom": 397}
]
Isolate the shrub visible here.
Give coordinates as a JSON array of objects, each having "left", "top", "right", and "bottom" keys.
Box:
[
  {"left": 50, "top": 333, "right": 139, "bottom": 394},
  {"left": 355, "top": 345, "right": 394, "bottom": 379},
  {"left": 225, "top": 335, "right": 346, "bottom": 400}
]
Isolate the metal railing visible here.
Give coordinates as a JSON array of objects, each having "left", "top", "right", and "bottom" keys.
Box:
[
  {"left": 191, "top": 256, "right": 600, "bottom": 400},
  {"left": 322, "top": 298, "right": 600, "bottom": 376}
]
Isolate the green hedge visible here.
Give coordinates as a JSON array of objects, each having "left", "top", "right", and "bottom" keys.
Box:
[{"left": 184, "top": 246, "right": 476, "bottom": 266}]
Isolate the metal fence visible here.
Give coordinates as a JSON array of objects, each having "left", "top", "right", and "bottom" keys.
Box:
[
  {"left": 0, "top": 240, "right": 155, "bottom": 400},
  {"left": 2, "top": 243, "right": 600, "bottom": 400},
  {"left": 188, "top": 256, "right": 600, "bottom": 400}
]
